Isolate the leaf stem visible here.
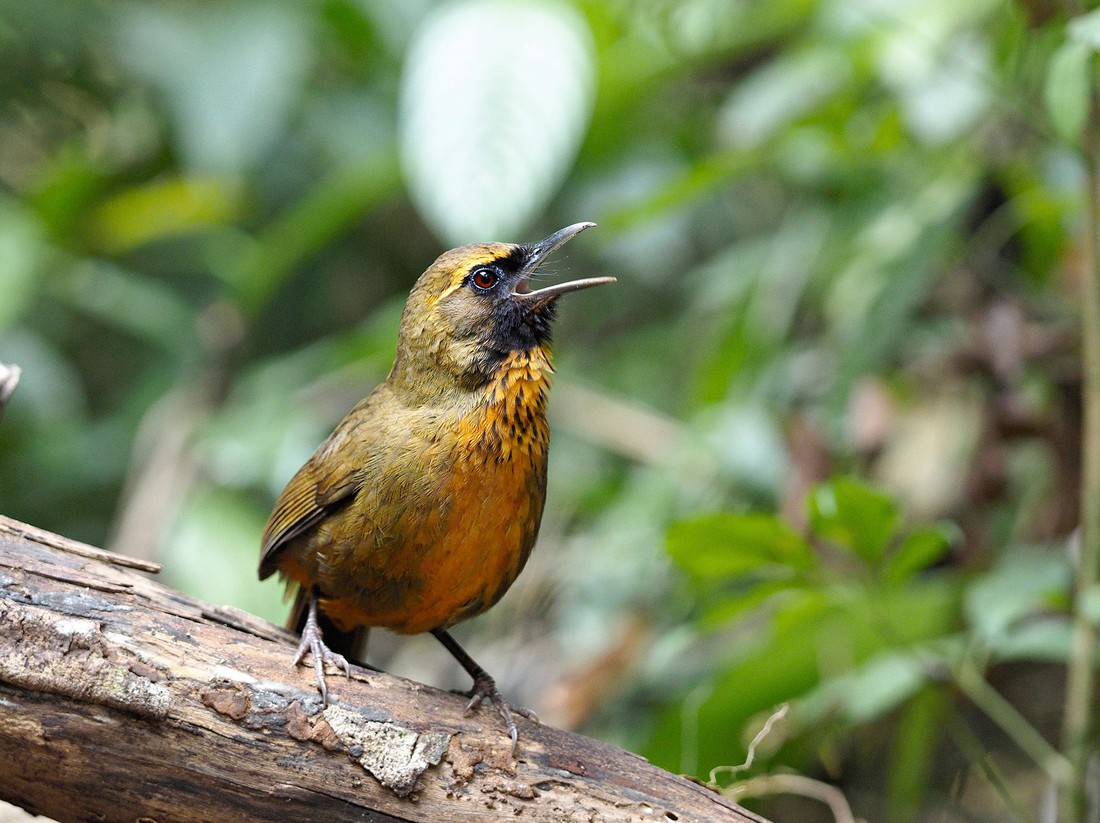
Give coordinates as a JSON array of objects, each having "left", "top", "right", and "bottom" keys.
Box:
[
  {"left": 1060, "top": 52, "right": 1100, "bottom": 823},
  {"left": 953, "top": 661, "right": 1075, "bottom": 786},
  {"left": 946, "top": 710, "right": 1032, "bottom": 823}
]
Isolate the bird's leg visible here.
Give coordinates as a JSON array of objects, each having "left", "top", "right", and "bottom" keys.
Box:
[
  {"left": 293, "top": 589, "right": 351, "bottom": 705},
  {"left": 430, "top": 628, "right": 538, "bottom": 752}
]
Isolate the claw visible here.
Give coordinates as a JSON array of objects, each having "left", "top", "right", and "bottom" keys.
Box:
[
  {"left": 464, "top": 673, "right": 539, "bottom": 754},
  {"left": 292, "top": 593, "right": 351, "bottom": 705},
  {"left": 430, "top": 628, "right": 539, "bottom": 752}
]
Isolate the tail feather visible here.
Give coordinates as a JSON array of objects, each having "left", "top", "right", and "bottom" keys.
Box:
[{"left": 286, "top": 585, "right": 371, "bottom": 666}]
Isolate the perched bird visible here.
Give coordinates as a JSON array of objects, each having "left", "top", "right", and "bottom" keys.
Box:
[{"left": 259, "top": 222, "right": 613, "bottom": 747}]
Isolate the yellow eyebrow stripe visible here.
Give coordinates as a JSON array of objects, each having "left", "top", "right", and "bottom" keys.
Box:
[
  {"left": 430, "top": 249, "right": 505, "bottom": 305},
  {"left": 436, "top": 278, "right": 466, "bottom": 303}
]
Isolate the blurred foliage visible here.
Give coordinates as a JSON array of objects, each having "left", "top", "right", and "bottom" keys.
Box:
[{"left": 0, "top": 0, "right": 1095, "bottom": 821}]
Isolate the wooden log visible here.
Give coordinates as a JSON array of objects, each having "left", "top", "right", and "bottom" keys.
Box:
[{"left": 0, "top": 515, "right": 767, "bottom": 823}]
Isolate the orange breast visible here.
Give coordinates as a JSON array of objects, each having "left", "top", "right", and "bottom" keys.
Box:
[{"left": 288, "top": 348, "right": 553, "bottom": 635}]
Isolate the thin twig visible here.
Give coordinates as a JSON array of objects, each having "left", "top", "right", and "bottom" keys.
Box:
[
  {"left": 709, "top": 704, "right": 790, "bottom": 785},
  {"left": 726, "top": 774, "right": 855, "bottom": 823}
]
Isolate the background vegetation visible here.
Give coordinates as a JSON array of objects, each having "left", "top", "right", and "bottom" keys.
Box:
[{"left": 0, "top": 1, "right": 1097, "bottom": 821}]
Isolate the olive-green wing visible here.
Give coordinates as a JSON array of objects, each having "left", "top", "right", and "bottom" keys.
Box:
[
  {"left": 257, "top": 465, "right": 329, "bottom": 580},
  {"left": 257, "top": 390, "right": 385, "bottom": 580}
]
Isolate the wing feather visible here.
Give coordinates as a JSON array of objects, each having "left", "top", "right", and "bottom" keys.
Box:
[{"left": 257, "top": 387, "right": 389, "bottom": 580}]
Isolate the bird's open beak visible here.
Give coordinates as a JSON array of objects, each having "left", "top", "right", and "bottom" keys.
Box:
[{"left": 513, "top": 222, "right": 616, "bottom": 307}]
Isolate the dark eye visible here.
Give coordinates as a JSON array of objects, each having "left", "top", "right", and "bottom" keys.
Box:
[{"left": 470, "top": 267, "right": 498, "bottom": 290}]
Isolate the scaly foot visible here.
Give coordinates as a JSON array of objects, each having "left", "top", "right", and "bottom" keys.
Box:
[
  {"left": 293, "top": 594, "right": 351, "bottom": 705},
  {"left": 464, "top": 672, "right": 539, "bottom": 753},
  {"left": 430, "top": 628, "right": 538, "bottom": 751}
]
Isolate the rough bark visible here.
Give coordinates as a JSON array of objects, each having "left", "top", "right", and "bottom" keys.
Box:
[{"left": 0, "top": 515, "right": 766, "bottom": 823}]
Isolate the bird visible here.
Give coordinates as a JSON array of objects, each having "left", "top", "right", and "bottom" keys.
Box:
[{"left": 259, "top": 222, "right": 614, "bottom": 748}]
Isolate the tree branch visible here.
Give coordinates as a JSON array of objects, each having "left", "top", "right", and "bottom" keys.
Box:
[{"left": 0, "top": 515, "right": 766, "bottom": 823}]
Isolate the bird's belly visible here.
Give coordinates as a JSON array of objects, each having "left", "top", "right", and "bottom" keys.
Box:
[
  {"left": 307, "top": 442, "right": 547, "bottom": 635},
  {"left": 277, "top": 349, "right": 554, "bottom": 636}
]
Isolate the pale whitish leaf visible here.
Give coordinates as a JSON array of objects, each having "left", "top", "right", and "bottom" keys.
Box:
[
  {"left": 114, "top": 4, "right": 310, "bottom": 173},
  {"left": 964, "top": 550, "right": 1070, "bottom": 642},
  {"left": 1082, "top": 583, "right": 1100, "bottom": 625},
  {"left": 701, "top": 404, "right": 789, "bottom": 494},
  {"left": 660, "top": 0, "right": 748, "bottom": 58},
  {"left": 718, "top": 48, "right": 849, "bottom": 147},
  {"left": 1045, "top": 40, "right": 1091, "bottom": 145},
  {"left": 399, "top": 0, "right": 595, "bottom": 244},
  {"left": 1069, "top": 9, "right": 1100, "bottom": 50},
  {"left": 991, "top": 618, "right": 1072, "bottom": 663},
  {"left": 796, "top": 650, "right": 927, "bottom": 726},
  {"left": 895, "top": 37, "right": 990, "bottom": 144}
]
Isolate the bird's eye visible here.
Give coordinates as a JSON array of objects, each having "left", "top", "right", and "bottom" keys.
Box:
[{"left": 470, "top": 267, "right": 498, "bottom": 291}]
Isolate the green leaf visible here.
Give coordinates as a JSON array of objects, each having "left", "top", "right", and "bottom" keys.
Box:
[
  {"left": 89, "top": 175, "right": 243, "bottom": 253},
  {"left": 886, "top": 688, "right": 946, "bottom": 823},
  {"left": 1083, "top": 583, "right": 1100, "bottom": 625},
  {"left": 0, "top": 198, "right": 47, "bottom": 331},
  {"left": 701, "top": 578, "right": 806, "bottom": 625},
  {"left": 884, "top": 522, "right": 959, "bottom": 585},
  {"left": 666, "top": 512, "right": 813, "bottom": 580},
  {"left": 964, "top": 549, "right": 1071, "bottom": 642},
  {"left": 717, "top": 47, "right": 849, "bottom": 147},
  {"left": 232, "top": 155, "right": 402, "bottom": 315},
  {"left": 810, "top": 477, "right": 899, "bottom": 566},
  {"left": 798, "top": 651, "right": 927, "bottom": 725},
  {"left": 1044, "top": 39, "right": 1090, "bottom": 145},
  {"left": 993, "top": 617, "right": 1073, "bottom": 663},
  {"left": 49, "top": 260, "right": 195, "bottom": 351},
  {"left": 399, "top": 0, "right": 595, "bottom": 243}
]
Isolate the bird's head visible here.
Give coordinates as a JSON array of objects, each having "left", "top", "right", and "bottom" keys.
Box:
[{"left": 390, "top": 222, "right": 613, "bottom": 398}]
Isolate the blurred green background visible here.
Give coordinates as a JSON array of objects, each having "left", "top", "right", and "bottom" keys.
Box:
[{"left": 0, "top": 1, "right": 1094, "bottom": 821}]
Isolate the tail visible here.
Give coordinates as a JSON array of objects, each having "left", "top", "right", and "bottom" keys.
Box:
[{"left": 286, "top": 586, "right": 371, "bottom": 666}]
